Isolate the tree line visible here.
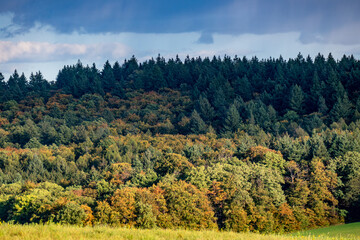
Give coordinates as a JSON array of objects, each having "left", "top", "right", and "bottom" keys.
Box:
[{"left": 0, "top": 53, "right": 359, "bottom": 232}]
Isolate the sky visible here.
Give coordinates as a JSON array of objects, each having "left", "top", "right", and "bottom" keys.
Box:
[{"left": 1, "top": 0, "right": 360, "bottom": 81}]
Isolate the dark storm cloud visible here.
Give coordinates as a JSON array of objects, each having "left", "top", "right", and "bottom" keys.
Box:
[
  {"left": 0, "top": 0, "right": 225, "bottom": 33},
  {"left": 1, "top": 0, "right": 359, "bottom": 44}
]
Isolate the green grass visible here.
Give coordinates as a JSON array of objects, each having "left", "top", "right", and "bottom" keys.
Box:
[
  {"left": 0, "top": 223, "right": 359, "bottom": 240},
  {"left": 292, "top": 222, "right": 360, "bottom": 240}
]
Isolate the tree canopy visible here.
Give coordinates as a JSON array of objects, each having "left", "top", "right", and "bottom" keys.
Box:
[{"left": 0, "top": 53, "right": 359, "bottom": 232}]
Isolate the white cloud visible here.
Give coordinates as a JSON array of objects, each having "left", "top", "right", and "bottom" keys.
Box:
[
  {"left": 1, "top": 12, "right": 360, "bottom": 81},
  {"left": 0, "top": 41, "right": 129, "bottom": 63}
]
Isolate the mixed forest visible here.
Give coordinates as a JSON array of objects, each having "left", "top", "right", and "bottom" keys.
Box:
[{"left": 0, "top": 53, "right": 359, "bottom": 233}]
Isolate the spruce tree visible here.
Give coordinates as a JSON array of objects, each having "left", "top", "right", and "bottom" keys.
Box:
[
  {"left": 190, "top": 110, "right": 207, "bottom": 134},
  {"left": 0, "top": 72, "right": 7, "bottom": 102},
  {"left": 197, "top": 95, "right": 215, "bottom": 123},
  {"left": 289, "top": 84, "right": 304, "bottom": 114},
  {"left": 329, "top": 94, "right": 353, "bottom": 122},
  {"left": 223, "top": 104, "right": 242, "bottom": 134},
  {"left": 102, "top": 61, "right": 115, "bottom": 93},
  {"left": 318, "top": 96, "right": 328, "bottom": 115},
  {"left": 7, "top": 70, "right": 25, "bottom": 101},
  {"left": 233, "top": 75, "right": 252, "bottom": 101}
]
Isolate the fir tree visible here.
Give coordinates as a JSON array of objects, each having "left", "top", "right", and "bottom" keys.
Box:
[
  {"left": 329, "top": 94, "right": 353, "bottom": 122},
  {"left": 102, "top": 60, "right": 115, "bottom": 93},
  {"left": 190, "top": 110, "right": 207, "bottom": 134},
  {"left": 289, "top": 84, "right": 304, "bottom": 114},
  {"left": 197, "top": 95, "right": 215, "bottom": 123},
  {"left": 318, "top": 96, "right": 328, "bottom": 115},
  {"left": 223, "top": 104, "right": 242, "bottom": 134}
]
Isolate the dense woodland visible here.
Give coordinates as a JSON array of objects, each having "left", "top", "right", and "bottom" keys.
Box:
[{"left": 0, "top": 53, "right": 359, "bottom": 232}]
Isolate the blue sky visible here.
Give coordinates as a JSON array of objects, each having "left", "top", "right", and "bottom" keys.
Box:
[{"left": 1, "top": 0, "right": 360, "bottom": 81}]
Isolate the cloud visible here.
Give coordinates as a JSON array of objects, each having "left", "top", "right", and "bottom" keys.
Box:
[
  {"left": 0, "top": 41, "right": 129, "bottom": 63},
  {"left": 2, "top": 29, "right": 360, "bottom": 81},
  {"left": 0, "top": 12, "right": 24, "bottom": 37},
  {"left": 1, "top": 6, "right": 360, "bottom": 82},
  {"left": 325, "top": 22, "right": 360, "bottom": 45},
  {"left": 197, "top": 32, "right": 214, "bottom": 44},
  {"left": 1, "top": 1, "right": 360, "bottom": 46}
]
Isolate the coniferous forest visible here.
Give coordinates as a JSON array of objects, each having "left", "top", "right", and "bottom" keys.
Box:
[{"left": 0, "top": 53, "right": 360, "bottom": 232}]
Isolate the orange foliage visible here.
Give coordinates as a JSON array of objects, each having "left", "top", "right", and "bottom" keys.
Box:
[
  {"left": 83, "top": 188, "right": 97, "bottom": 198},
  {"left": 110, "top": 187, "right": 137, "bottom": 226},
  {"left": 46, "top": 93, "right": 74, "bottom": 111},
  {"left": 208, "top": 181, "right": 228, "bottom": 208},
  {"left": 110, "top": 162, "right": 133, "bottom": 185},
  {"left": 81, "top": 204, "right": 95, "bottom": 226},
  {"left": 0, "top": 118, "right": 9, "bottom": 127},
  {"left": 276, "top": 203, "right": 298, "bottom": 231},
  {"left": 245, "top": 146, "right": 282, "bottom": 161}
]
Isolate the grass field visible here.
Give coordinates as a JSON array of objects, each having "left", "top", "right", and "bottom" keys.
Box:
[
  {"left": 0, "top": 223, "right": 359, "bottom": 240},
  {"left": 292, "top": 222, "right": 360, "bottom": 240}
]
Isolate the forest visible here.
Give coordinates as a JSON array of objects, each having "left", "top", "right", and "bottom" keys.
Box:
[{"left": 0, "top": 53, "right": 359, "bottom": 233}]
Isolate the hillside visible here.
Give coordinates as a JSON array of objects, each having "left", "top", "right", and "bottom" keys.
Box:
[{"left": 0, "top": 54, "right": 359, "bottom": 232}]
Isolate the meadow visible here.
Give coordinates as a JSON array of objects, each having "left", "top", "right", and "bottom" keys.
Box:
[
  {"left": 293, "top": 222, "right": 360, "bottom": 240},
  {"left": 0, "top": 223, "right": 359, "bottom": 240}
]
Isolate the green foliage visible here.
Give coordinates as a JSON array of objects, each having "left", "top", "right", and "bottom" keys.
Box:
[
  {"left": 0, "top": 53, "right": 360, "bottom": 232},
  {"left": 56, "top": 201, "right": 87, "bottom": 225},
  {"left": 223, "top": 104, "right": 242, "bottom": 136},
  {"left": 197, "top": 95, "right": 215, "bottom": 123},
  {"left": 190, "top": 110, "right": 207, "bottom": 134},
  {"left": 154, "top": 153, "right": 192, "bottom": 177},
  {"left": 336, "top": 151, "right": 360, "bottom": 221},
  {"left": 307, "top": 158, "right": 339, "bottom": 226},
  {"left": 159, "top": 180, "right": 217, "bottom": 229},
  {"left": 289, "top": 85, "right": 304, "bottom": 113}
]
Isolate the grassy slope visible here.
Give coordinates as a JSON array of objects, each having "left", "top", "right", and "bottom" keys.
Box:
[
  {"left": 292, "top": 222, "right": 360, "bottom": 239},
  {"left": 0, "top": 224, "right": 359, "bottom": 240}
]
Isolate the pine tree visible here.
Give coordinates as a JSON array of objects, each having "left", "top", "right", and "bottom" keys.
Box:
[
  {"left": 7, "top": 70, "right": 26, "bottom": 101},
  {"left": 212, "top": 88, "right": 228, "bottom": 119},
  {"left": 29, "top": 71, "right": 51, "bottom": 98},
  {"left": 289, "top": 85, "right": 304, "bottom": 114},
  {"left": 0, "top": 72, "right": 7, "bottom": 102},
  {"left": 233, "top": 75, "right": 252, "bottom": 101},
  {"left": 197, "top": 95, "right": 215, "bottom": 123},
  {"left": 272, "top": 84, "right": 287, "bottom": 114},
  {"left": 325, "top": 68, "right": 341, "bottom": 106},
  {"left": 190, "top": 110, "right": 207, "bottom": 134},
  {"left": 149, "top": 65, "right": 166, "bottom": 90},
  {"left": 223, "top": 104, "right": 242, "bottom": 134},
  {"left": 308, "top": 134, "right": 329, "bottom": 160},
  {"left": 194, "top": 74, "right": 209, "bottom": 92},
  {"left": 356, "top": 96, "right": 360, "bottom": 112},
  {"left": 308, "top": 71, "right": 323, "bottom": 112},
  {"left": 317, "top": 96, "right": 328, "bottom": 115},
  {"left": 327, "top": 53, "right": 337, "bottom": 70},
  {"left": 89, "top": 64, "right": 104, "bottom": 95},
  {"left": 113, "top": 61, "right": 122, "bottom": 81},
  {"left": 102, "top": 61, "right": 115, "bottom": 93},
  {"left": 329, "top": 94, "right": 353, "bottom": 122},
  {"left": 123, "top": 56, "right": 139, "bottom": 79}
]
